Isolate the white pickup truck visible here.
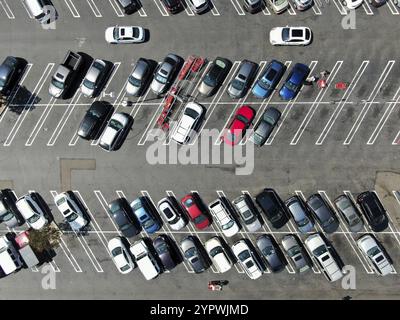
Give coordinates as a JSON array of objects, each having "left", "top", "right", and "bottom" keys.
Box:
[{"left": 130, "top": 240, "right": 161, "bottom": 281}]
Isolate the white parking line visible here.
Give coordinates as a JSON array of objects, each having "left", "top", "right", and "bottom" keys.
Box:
[
  {"left": 25, "top": 97, "right": 57, "bottom": 146},
  {"left": 94, "top": 190, "right": 121, "bottom": 233},
  {"left": 50, "top": 191, "right": 103, "bottom": 272},
  {"left": 242, "top": 190, "right": 295, "bottom": 274},
  {"left": 318, "top": 191, "right": 375, "bottom": 274},
  {"left": 182, "top": 0, "right": 195, "bottom": 15},
  {"left": 362, "top": 1, "right": 374, "bottom": 14},
  {"left": 287, "top": 2, "right": 297, "bottom": 14},
  {"left": 343, "top": 60, "right": 395, "bottom": 145},
  {"left": 58, "top": 239, "right": 83, "bottom": 272},
  {"left": 378, "top": 191, "right": 400, "bottom": 249},
  {"left": 86, "top": 0, "right": 102, "bottom": 17},
  {"left": 109, "top": 0, "right": 124, "bottom": 16},
  {"left": 290, "top": 61, "right": 343, "bottom": 145},
  {"left": 316, "top": 60, "right": 369, "bottom": 145},
  {"left": 262, "top": 5, "right": 271, "bottom": 14},
  {"left": 64, "top": 0, "right": 80, "bottom": 18},
  {"left": 367, "top": 86, "right": 400, "bottom": 145},
  {"left": 130, "top": 87, "right": 152, "bottom": 118},
  {"left": 138, "top": 5, "right": 148, "bottom": 16},
  {"left": 312, "top": 2, "right": 322, "bottom": 15},
  {"left": 0, "top": 0, "right": 15, "bottom": 19},
  {"left": 153, "top": 0, "right": 170, "bottom": 16},
  {"left": 4, "top": 63, "right": 55, "bottom": 147},
  {"left": 230, "top": 0, "right": 246, "bottom": 15},
  {"left": 332, "top": 0, "right": 347, "bottom": 14},
  {"left": 210, "top": 0, "right": 221, "bottom": 15},
  {"left": 20, "top": 0, "right": 34, "bottom": 18},
  {"left": 0, "top": 63, "right": 33, "bottom": 125},
  {"left": 387, "top": 0, "right": 400, "bottom": 14},
  {"left": 266, "top": 60, "right": 318, "bottom": 145}
]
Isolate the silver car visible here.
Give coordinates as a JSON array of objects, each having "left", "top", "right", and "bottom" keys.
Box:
[
  {"left": 292, "top": 0, "right": 313, "bottom": 10},
  {"left": 226, "top": 60, "right": 258, "bottom": 99},
  {"left": 334, "top": 195, "right": 364, "bottom": 233},
  {"left": 81, "top": 59, "right": 108, "bottom": 98},
  {"left": 281, "top": 234, "right": 311, "bottom": 273},
  {"left": 126, "top": 58, "right": 152, "bottom": 96},
  {"left": 285, "top": 195, "right": 314, "bottom": 233},
  {"left": 180, "top": 236, "right": 207, "bottom": 273},
  {"left": 150, "top": 54, "right": 180, "bottom": 95},
  {"left": 99, "top": 112, "right": 132, "bottom": 152},
  {"left": 232, "top": 194, "right": 262, "bottom": 232}
]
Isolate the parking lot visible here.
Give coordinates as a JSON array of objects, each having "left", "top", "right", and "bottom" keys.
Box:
[{"left": 0, "top": 0, "right": 399, "bottom": 300}]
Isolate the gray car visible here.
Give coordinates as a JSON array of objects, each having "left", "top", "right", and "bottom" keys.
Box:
[
  {"left": 285, "top": 195, "right": 314, "bottom": 233},
  {"left": 281, "top": 234, "right": 311, "bottom": 273},
  {"left": 249, "top": 107, "right": 281, "bottom": 146},
  {"left": 126, "top": 58, "right": 152, "bottom": 96},
  {"left": 334, "top": 194, "right": 364, "bottom": 233},
  {"left": 232, "top": 194, "right": 262, "bottom": 232},
  {"left": 307, "top": 194, "right": 340, "bottom": 234},
  {"left": 180, "top": 236, "right": 206, "bottom": 273},
  {"left": 227, "top": 60, "right": 258, "bottom": 99},
  {"left": 0, "top": 56, "right": 23, "bottom": 96},
  {"left": 150, "top": 53, "right": 180, "bottom": 95},
  {"left": 81, "top": 59, "right": 108, "bottom": 98},
  {"left": 256, "top": 235, "right": 286, "bottom": 272},
  {"left": 0, "top": 189, "right": 24, "bottom": 228}
]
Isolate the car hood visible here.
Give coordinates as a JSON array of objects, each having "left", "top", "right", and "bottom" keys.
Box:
[
  {"left": 81, "top": 83, "right": 94, "bottom": 97},
  {"left": 30, "top": 216, "right": 47, "bottom": 230},
  {"left": 126, "top": 81, "right": 140, "bottom": 96},
  {"left": 105, "top": 28, "right": 115, "bottom": 42},
  {"left": 151, "top": 79, "right": 165, "bottom": 94},
  {"left": 279, "top": 85, "right": 294, "bottom": 100},
  {"left": 270, "top": 28, "right": 282, "bottom": 43},
  {"left": 69, "top": 215, "right": 87, "bottom": 231},
  {"left": 252, "top": 82, "right": 270, "bottom": 98},
  {"left": 198, "top": 82, "right": 213, "bottom": 96},
  {"left": 4, "top": 215, "right": 19, "bottom": 228},
  {"left": 49, "top": 82, "right": 63, "bottom": 98},
  {"left": 78, "top": 115, "right": 97, "bottom": 138}
]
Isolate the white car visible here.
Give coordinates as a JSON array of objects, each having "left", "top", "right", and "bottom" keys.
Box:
[
  {"left": 157, "top": 198, "right": 186, "bottom": 231},
  {"left": 209, "top": 199, "right": 239, "bottom": 237},
  {"left": 16, "top": 193, "right": 48, "bottom": 230},
  {"left": 266, "top": 0, "right": 289, "bottom": 13},
  {"left": 99, "top": 112, "right": 131, "bottom": 151},
  {"left": 305, "top": 233, "right": 343, "bottom": 282},
  {"left": 108, "top": 237, "right": 135, "bottom": 274},
  {"left": 105, "top": 26, "right": 145, "bottom": 44},
  {"left": 130, "top": 240, "right": 161, "bottom": 280},
  {"left": 357, "top": 234, "right": 393, "bottom": 276},
  {"left": 342, "top": 0, "right": 363, "bottom": 9},
  {"left": 171, "top": 102, "right": 204, "bottom": 144},
  {"left": 53, "top": 192, "right": 88, "bottom": 232},
  {"left": 187, "top": 0, "right": 209, "bottom": 13},
  {"left": 232, "top": 240, "right": 263, "bottom": 280},
  {"left": 205, "top": 237, "right": 232, "bottom": 273},
  {"left": 269, "top": 26, "right": 312, "bottom": 46}
]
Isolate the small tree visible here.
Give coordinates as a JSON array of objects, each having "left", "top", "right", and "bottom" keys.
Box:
[{"left": 28, "top": 223, "right": 62, "bottom": 254}]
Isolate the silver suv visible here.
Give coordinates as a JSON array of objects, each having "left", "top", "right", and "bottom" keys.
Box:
[{"left": 232, "top": 194, "right": 262, "bottom": 232}]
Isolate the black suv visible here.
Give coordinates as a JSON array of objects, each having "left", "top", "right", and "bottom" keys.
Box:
[
  {"left": 255, "top": 188, "right": 289, "bottom": 229},
  {"left": 357, "top": 191, "right": 389, "bottom": 232},
  {"left": 108, "top": 198, "right": 140, "bottom": 237}
]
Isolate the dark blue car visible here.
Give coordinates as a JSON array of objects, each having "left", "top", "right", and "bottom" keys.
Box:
[
  {"left": 130, "top": 197, "right": 161, "bottom": 234},
  {"left": 252, "top": 60, "right": 285, "bottom": 99},
  {"left": 279, "top": 63, "right": 310, "bottom": 101}
]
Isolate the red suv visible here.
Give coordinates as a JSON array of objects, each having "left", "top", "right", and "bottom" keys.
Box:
[
  {"left": 223, "top": 105, "right": 255, "bottom": 145},
  {"left": 180, "top": 194, "right": 210, "bottom": 230}
]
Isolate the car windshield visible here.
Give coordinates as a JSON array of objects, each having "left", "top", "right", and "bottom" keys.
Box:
[
  {"left": 0, "top": 78, "right": 5, "bottom": 87},
  {"left": 241, "top": 209, "right": 253, "bottom": 219},
  {"left": 111, "top": 247, "right": 122, "bottom": 257},
  {"left": 297, "top": 217, "right": 310, "bottom": 227},
  {"left": 222, "top": 220, "right": 234, "bottom": 230},
  {"left": 156, "top": 243, "right": 168, "bottom": 255},
  {"left": 312, "top": 245, "right": 327, "bottom": 257},
  {"left": 184, "top": 108, "right": 199, "bottom": 119},
  {"left": 193, "top": 214, "right": 206, "bottom": 224},
  {"left": 66, "top": 212, "right": 78, "bottom": 223},
  {"left": 128, "top": 75, "right": 141, "bottom": 87},
  {"left": 83, "top": 78, "right": 95, "bottom": 90},
  {"left": 27, "top": 213, "right": 40, "bottom": 224},
  {"left": 113, "top": 28, "right": 119, "bottom": 40},
  {"left": 185, "top": 247, "right": 196, "bottom": 259},
  {"left": 203, "top": 73, "right": 217, "bottom": 87},
  {"left": 259, "top": 77, "right": 272, "bottom": 90},
  {"left": 210, "top": 246, "right": 223, "bottom": 258},
  {"left": 155, "top": 73, "right": 168, "bottom": 84},
  {"left": 231, "top": 79, "right": 245, "bottom": 90},
  {"left": 282, "top": 28, "right": 290, "bottom": 41},
  {"left": 0, "top": 211, "right": 13, "bottom": 221},
  {"left": 51, "top": 78, "right": 64, "bottom": 89},
  {"left": 285, "top": 80, "right": 298, "bottom": 92},
  {"left": 262, "top": 245, "right": 274, "bottom": 256},
  {"left": 120, "top": 223, "right": 132, "bottom": 231},
  {"left": 143, "top": 219, "right": 155, "bottom": 229},
  {"left": 287, "top": 246, "right": 300, "bottom": 257},
  {"left": 238, "top": 250, "right": 250, "bottom": 262},
  {"left": 109, "top": 119, "right": 123, "bottom": 131},
  {"left": 367, "top": 246, "right": 381, "bottom": 257},
  {"left": 120, "top": 264, "right": 130, "bottom": 272}
]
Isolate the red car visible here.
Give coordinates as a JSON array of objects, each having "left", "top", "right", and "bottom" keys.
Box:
[
  {"left": 223, "top": 105, "right": 255, "bottom": 145},
  {"left": 181, "top": 194, "right": 210, "bottom": 230}
]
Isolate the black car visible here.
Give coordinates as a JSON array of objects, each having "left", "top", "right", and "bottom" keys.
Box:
[
  {"left": 153, "top": 234, "right": 179, "bottom": 271},
  {"left": 77, "top": 101, "right": 113, "bottom": 140},
  {"left": 256, "top": 235, "right": 286, "bottom": 272},
  {"left": 357, "top": 191, "right": 389, "bottom": 232},
  {"left": 162, "top": 0, "right": 183, "bottom": 13},
  {"left": 306, "top": 194, "right": 340, "bottom": 234},
  {"left": 198, "top": 57, "right": 232, "bottom": 97},
  {"left": 0, "top": 56, "right": 24, "bottom": 96},
  {"left": 116, "top": 0, "right": 139, "bottom": 14},
  {"left": 243, "top": 0, "right": 263, "bottom": 13},
  {"left": 255, "top": 188, "right": 289, "bottom": 229},
  {"left": 249, "top": 107, "right": 281, "bottom": 146},
  {"left": 108, "top": 198, "right": 139, "bottom": 238},
  {"left": 0, "top": 189, "right": 24, "bottom": 228}
]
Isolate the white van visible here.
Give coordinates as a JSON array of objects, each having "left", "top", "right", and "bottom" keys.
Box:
[
  {"left": 209, "top": 199, "right": 239, "bottom": 237},
  {"left": 130, "top": 240, "right": 161, "bottom": 280},
  {"left": 0, "top": 235, "right": 23, "bottom": 276},
  {"left": 24, "top": 0, "right": 51, "bottom": 24}
]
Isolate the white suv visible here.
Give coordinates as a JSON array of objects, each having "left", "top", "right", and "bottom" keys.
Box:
[
  {"left": 16, "top": 193, "right": 48, "bottom": 230},
  {"left": 171, "top": 102, "right": 204, "bottom": 145},
  {"left": 209, "top": 199, "right": 239, "bottom": 237},
  {"left": 305, "top": 233, "right": 343, "bottom": 282},
  {"left": 130, "top": 240, "right": 161, "bottom": 280}
]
